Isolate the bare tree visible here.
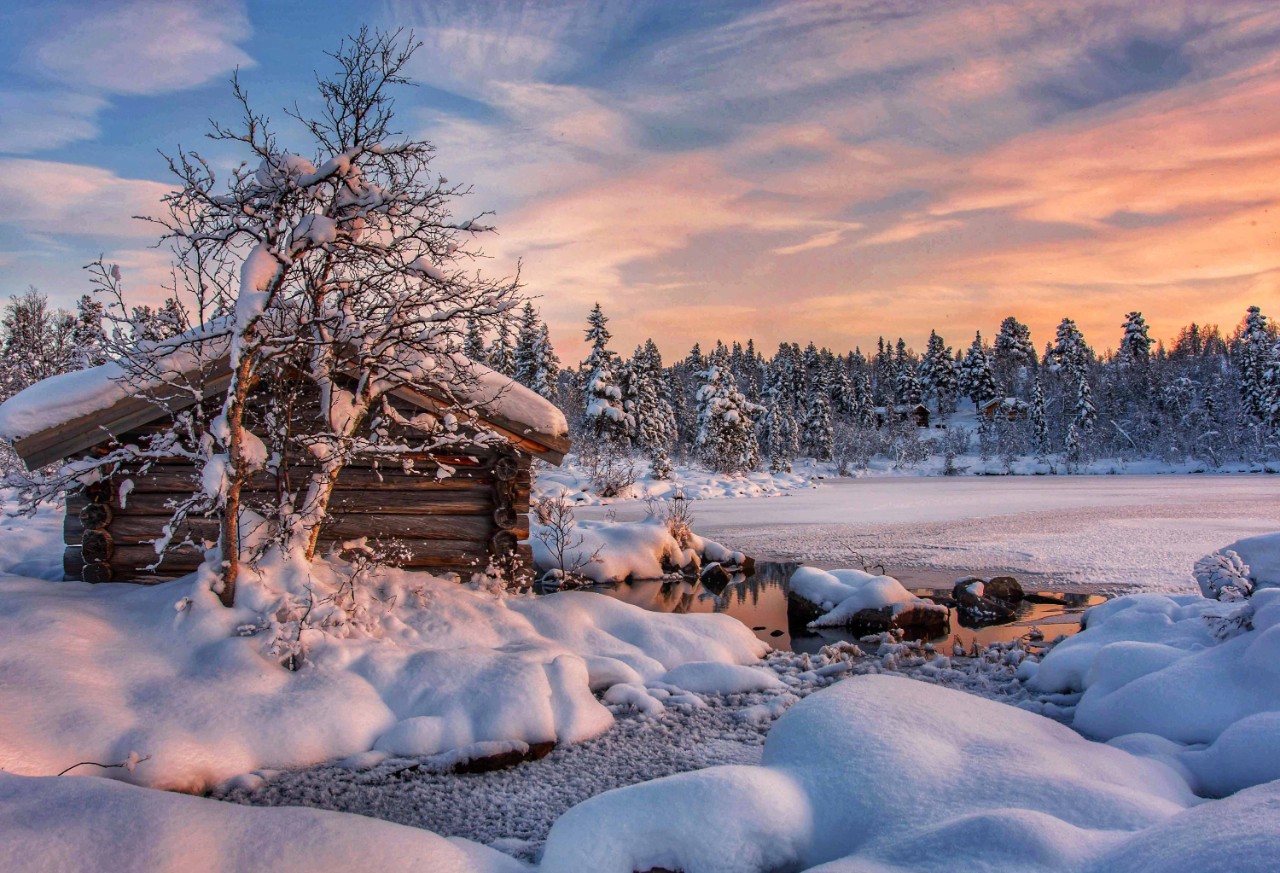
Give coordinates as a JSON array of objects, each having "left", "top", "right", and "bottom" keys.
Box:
[{"left": 10, "top": 30, "right": 523, "bottom": 607}]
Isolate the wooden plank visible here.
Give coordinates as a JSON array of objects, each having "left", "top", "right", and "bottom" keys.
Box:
[
  {"left": 84, "top": 535, "right": 528, "bottom": 584},
  {"left": 78, "top": 487, "right": 517, "bottom": 517},
  {"left": 118, "top": 462, "right": 508, "bottom": 494},
  {"left": 82, "top": 511, "right": 519, "bottom": 545}
]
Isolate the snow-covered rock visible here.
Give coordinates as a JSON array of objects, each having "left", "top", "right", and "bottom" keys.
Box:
[
  {"left": 530, "top": 515, "right": 749, "bottom": 584},
  {"left": 788, "top": 566, "right": 948, "bottom": 631},
  {"left": 1220, "top": 531, "right": 1280, "bottom": 589},
  {"left": 1030, "top": 573, "right": 1280, "bottom": 794}
]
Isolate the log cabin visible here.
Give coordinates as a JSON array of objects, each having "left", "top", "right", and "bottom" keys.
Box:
[{"left": 0, "top": 347, "right": 569, "bottom": 584}]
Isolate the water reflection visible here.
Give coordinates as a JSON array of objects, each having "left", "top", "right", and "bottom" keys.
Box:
[{"left": 566, "top": 563, "right": 1104, "bottom": 655}]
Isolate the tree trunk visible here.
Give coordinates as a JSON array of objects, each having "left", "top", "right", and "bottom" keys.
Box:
[{"left": 216, "top": 355, "right": 256, "bottom": 607}]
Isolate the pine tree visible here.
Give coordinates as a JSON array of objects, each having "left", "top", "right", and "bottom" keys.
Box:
[
  {"left": 1119, "top": 311, "right": 1152, "bottom": 366},
  {"left": 1051, "top": 317, "right": 1097, "bottom": 449},
  {"left": 801, "top": 360, "right": 834, "bottom": 461},
  {"left": 830, "top": 354, "right": 856, "bottom": 417},
  {"left": 128, "top": 296, "right": 185, "bottom": 343},
  {"left": 630, "top": 339, "right": 677, "bottom": 477},
  {"left": 873, "top": 337, "right": 894, "bottom": 404},
  {"left": 72, "top": 294, "right": 108, "bottom": 368},
  {"left": 463, "top": 318, "right": 486, "bottom": 362},
  {"left": 513, "top": 302, "right": 540, "bottom": 388},
  {"left": 759, "top": 363, "right": 799, "bottom": 472},
  {"left": 579, "top": 303, "right": 631, "bottom": 444},
  {"left": 1031, "top": 374, "right": 1049, "bottom": 457},
  {"left": 694, "top": 344, "right": 761, "bottom": 475},
  {"left": 487, "top": 319, "right": 514, "bottom": 377},
  {"left": 894, "top": 338, "right": 922, "bottom": 406},
  {"left": 854, "top": 369, "right": 875, "bottom": 427},
  {"left": 919, "top": 330, "right": 959, "bottom": 414},
  {"left": 1239, "top": 306, "right": 1276, "bottom": 421},
  {"left": 1051, "top": 317, "right": 1092, "bottom": 377},
  {"left": 530, "top": 323, "right": 561, "bottom": 400},
  {"left": 993, "top": 316, "right": 1035, "bottom": 392},
  {"left": 1263, "top": 336, "right": 1280, "bottom": 429},
  {"left": 960, "top": 332, "right": 997, "bottom": 406}
]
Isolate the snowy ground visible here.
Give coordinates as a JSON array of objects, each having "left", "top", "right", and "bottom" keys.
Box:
[
  {"left": 213, "top": 639, "right": 1037, "bottom": 861},
  {"left": 533, "top": 455, "right": 814, "bottom": 504},
  {"left": 581, "top": 474, "right": 1280, "bottom": 593},
  {"left": 4, "top": 481, "right": 1279, "bottom": 870}
]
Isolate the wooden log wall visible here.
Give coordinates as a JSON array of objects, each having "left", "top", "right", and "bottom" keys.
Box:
[{"left": 64, "top": 446, "right": 534, "bottom": 584}]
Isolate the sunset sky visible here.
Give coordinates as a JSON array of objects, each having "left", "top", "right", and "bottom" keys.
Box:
[{"left": 1, "top": 0, "right": 1278, "bottom": 360}]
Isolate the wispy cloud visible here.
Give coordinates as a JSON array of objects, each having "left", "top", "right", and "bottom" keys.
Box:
[
  {"left": 29, "top": 0, "right": 252, "bottom": 96},
  {"left": 4, "top": 0, "right": 1280, "bottom": 357}
]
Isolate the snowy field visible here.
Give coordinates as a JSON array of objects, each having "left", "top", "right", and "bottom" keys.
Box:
[
  {"left": 2, "top": 482, "right": 1279, "bottom": 871},
  {"left": 580, "top": 474, "right": 1280, "bottom": 593}
]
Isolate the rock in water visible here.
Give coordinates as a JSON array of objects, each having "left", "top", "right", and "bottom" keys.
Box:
[{"left": 984, "top": 575, "right": 1024, "bottom": 603}]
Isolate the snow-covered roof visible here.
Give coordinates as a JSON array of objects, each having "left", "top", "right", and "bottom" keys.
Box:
[{"left": 0, "top": 336, "right": 568, "bottom": 467}]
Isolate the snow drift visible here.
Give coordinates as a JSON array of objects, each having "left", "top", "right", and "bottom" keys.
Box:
[
  {"left": 539, "top": 674, "right": 1214, "bottom": 873},
  {"left": 0, "top": 772, "right": 524, "bottom": 873},
  {"left": 1027, "top": 531, "right": 1280, "bottom": 795},
  {"left": 0, "top": 563, "right": 766, "bottom": 792}
]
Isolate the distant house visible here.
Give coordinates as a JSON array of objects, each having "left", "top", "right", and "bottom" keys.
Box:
[
  {"left": 980, "top": 397, "right": 1030, "bottom": 421},
  {"left": 873, "top": 403, "right": 930, "bottom": 429},
  {"left": 0, "top": 350, "right": 569, "bottom": 584}
]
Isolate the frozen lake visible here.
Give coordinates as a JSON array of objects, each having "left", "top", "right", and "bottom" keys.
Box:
[{"left": 580, "top": 474, "right": 1280, "bottom": 593}]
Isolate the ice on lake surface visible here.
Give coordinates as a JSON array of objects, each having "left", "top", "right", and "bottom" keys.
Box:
[{"left": 569, "top": 563, "right": 1105, "bottom": 654}]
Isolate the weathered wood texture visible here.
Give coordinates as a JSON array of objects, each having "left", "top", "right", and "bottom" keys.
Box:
[{"left": 63, "top": 447, "right": 535, "bottom": 584}]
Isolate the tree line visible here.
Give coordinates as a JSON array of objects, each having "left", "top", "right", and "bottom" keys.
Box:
[{"left": 469, "top": 303, "right": 1280, "bottom": 485}]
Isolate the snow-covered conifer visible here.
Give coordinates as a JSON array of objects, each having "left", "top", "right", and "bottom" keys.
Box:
[
  {"left": 801, "top": 361, "right": 834, "bottom": 461},
  {"left": 579, "top": 303, "right": 631, "bottom": 444},
  {"left": 463, "top": 318, "right": 486, "bottom": 362},
  {"left": 694, "top": 344, "right": 761, "bottom": 475},
  {"left": 993, "top": 316, "right": 1035, "bottom": 391},
  {"left": 919, "top": 330, "right": 958, "bottom": 413},
  {"left": 960, "top": 332, "right": 997, "bottom": 406},
  {"left": 1119, "top": 311, "right": 1152, "bottom": 366},
  {"left": 759, "top": 363, "right": 800, "bottom": 472},
  {"left": 487, "top": 320, "right": 514, "bottom": 377},
  {"left": 1238, "top": 306, "right": 1277, "bottom": 421},
  {"left": 530, "top": 323, "right": 560, "bottom": 400},
  {"left": 894, "top": 339, "right": 922, "bottom": 406},
  {"left": 513, "top": 302, "right": 540, "bottom": 387},
  {"left": 1031, "top": 374, "right": 1049, "bottom": 457},
  {"left": 73, "top": 294, "right": 108, "bottom": 368}
]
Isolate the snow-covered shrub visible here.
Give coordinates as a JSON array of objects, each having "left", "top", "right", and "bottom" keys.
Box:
[
  {"left": 644, "top": 494, "right": 694, "bottom": 549},
  {"left": 577, "top": 435, "right": 637, "bottom": 497},
  {"left": 1194, "top": 549, "right": 1254, "bottom": 601},
  {"left": 832, "top": 420, "right": 880, "bottom": 474},
  {"left": 533, "top": 492, "right": 602, "bottom": 585}
]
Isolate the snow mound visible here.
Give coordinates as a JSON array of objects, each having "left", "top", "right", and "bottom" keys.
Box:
[
  {"left": 789, "top": 566, "right": 947, "bottom": 628},
  {"left": 0, "top": 772, "right": 523, "bottom": 873},
  {"left": 0, "top": 564, "right": 766, "bottom": 792},
  {"left": 540, "top": 674, "right": 1203, "bottom": 873},
  {"left": 660, "top": 661, "right": 786, "bottom": 695},
  {"left": 1029, "top": 584, "right": 1280, "bottom": 795},
  {"left": 530, "top": 516, "right": 747, "bottom": 584},
  {"left": 1222, "top": 531, "right": 1280, "bottom": 589}
]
